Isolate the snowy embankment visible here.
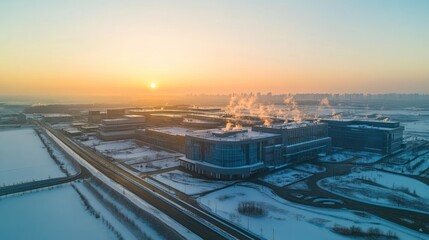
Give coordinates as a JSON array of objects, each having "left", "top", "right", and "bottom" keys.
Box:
[
  {"left": 151, "top": 170, "right": 234, "bottom": 195},
  {"left": 198, "top": 183, "right": 426, "bottom": 240},
  {"left": 318, "top": 168, "right": 429, "bottom": 214},
  {"left": 260, "top": 168, "right": 312, "bottom": 187},
  {"left": 0, "top": 128, "right": 65, "bottom": 186},
  {"left": 46, "top": 130, "right": 201, "bottom": 240}
]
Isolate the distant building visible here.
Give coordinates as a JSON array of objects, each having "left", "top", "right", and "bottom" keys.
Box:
[
  {"left": 252, "top": 122, "right": 331, "bottom": 165},
  {"left": 135, "top": 127, "right": 191, "bottom": 153},
  {"left": 106, "top": 109, "right": 125, "bottom": 119},
  {"left": 97, "top": 115, "right": 145, "bottom": 141},
  {"left": 88, "top": 111, "right": 104, "bottom": 123},
  {"left": 180, "top": 128, "right": 282, "bottom": 179},
  {"left": 320, "top": 119, "right": 404, "bottom": 154},
  {"left": 42, "top": 114, "right": 73, "bottom": 123}
]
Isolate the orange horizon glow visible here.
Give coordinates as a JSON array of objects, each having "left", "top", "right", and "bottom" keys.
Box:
[{"left": 1, "top": 0, "right": 429, "bottom": 100}]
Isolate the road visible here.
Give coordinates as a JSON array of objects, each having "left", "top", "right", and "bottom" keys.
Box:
[
  {"left": 39, "top": 121, "right": 260, "bottom": 240},
  {"left": 0, "top": 167, "right": 89, "bottom": 196}
]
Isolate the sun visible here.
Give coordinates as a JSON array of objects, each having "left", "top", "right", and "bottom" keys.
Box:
[{"left": 150, "top": 83, "right": 157, "bottom": 89}]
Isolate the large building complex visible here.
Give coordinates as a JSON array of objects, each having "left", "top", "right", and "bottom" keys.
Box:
[
  {"left": 97, "top": 115, "right": 145, "bottom": 141},
  {"left": 321, "top": 119, "right": 404, "bottom": 154},
  {"left": 180, "top": 128, "right": 282, "bottom": 179}
]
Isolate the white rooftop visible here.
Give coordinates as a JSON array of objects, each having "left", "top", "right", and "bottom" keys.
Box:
[
  {"left": 189, "top": 127, "right": 279, "bottom": 142},
  {"left": 261, "top": 121, "right": 323, "bottom": 129},
  {"left": 149, "top": 127, "right": 194, "bottom": 136}
]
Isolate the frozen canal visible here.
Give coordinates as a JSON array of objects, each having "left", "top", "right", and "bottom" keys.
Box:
[
  {"left": 0, "top": 128, "right": 65, "bottom": 186},
  {"left": 0, "top": 184, "right": 120, "bottom": 240}
]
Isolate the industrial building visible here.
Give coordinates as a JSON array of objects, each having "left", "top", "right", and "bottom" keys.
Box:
[
  {"left": 252, "top": 122, "right": 332, "bottom": 164},
  {"left": 97, "top": 115, "right": 145, "bottom": 140},
  {"left": 180, "top": 128, "right": 282, "bottom": 179},
  {"left": 320, "top": 119, "right": 404, "bottom": 154},
  {"left": 135, "top": 127, "right": 191, "bottom": 153}
]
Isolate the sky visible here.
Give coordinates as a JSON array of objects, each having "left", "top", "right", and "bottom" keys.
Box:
[{"left": 1, "top": 0, "right": 429, "bottom": 100}]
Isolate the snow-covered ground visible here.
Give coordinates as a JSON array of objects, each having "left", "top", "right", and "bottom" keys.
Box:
[
  {"left": 151, "top": 170, "right": 234, "bottom": 195},
  {"left": 38, "top": 130, "right": 78, "bottom": 175},
  {"left": 77, "top": 181, "right": 169, "bottom": 240},
  {"left": 294, "top": 164, "right": 326, "bottom": 174},
  {"left": 318, "top": 168, "right": 429, "bottom": 214},
  {"left": 376, "top": 154, "right": 429, "bottom": 176},
  {"left": 131, "top": 159, "right": 180, "bottom": 173},
  {"left": 402, "top": 118, "right": 429, "bottom": 141},
  {"left": 348, "top": 151, "right": 384, "bottom": 164},
  {"left": 0, "top": 128, "right": 65, "bottom": 186},
  {"left": 0, "top": 183, "right": 119, "bottom": 240},
  {"left": 260, "top": 168, "right": 312, "bottom": 187},
  {"left": 318, "top": 152, "right": 354, "bottom": 163},
  {"left": 82, "top": 138, "right": 178, "bottom": 162},
  {"left": 198, "top": 183, "right": 425, "bottom": 240},
  {"left": 375, "top": 147, "right": 429, "bottom": 175}
]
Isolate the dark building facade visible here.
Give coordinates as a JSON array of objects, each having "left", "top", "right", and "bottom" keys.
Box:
[
  {"left": 321, "top": 119, "right": 404, "bottom": 154},
  {"left": 135, "top": 127, "right": 190, "bottom": 153},
  {"left": 252, "top": 122, "right": 331, "bottom": 164}
]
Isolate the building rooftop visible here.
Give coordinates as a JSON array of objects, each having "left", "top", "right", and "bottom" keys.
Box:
[
  {"left": 42, "top": 114, "right": 73, "bottom": 117},
  {"left": 189, "top": 128, "right": 280, "bottom": 142},
  {"left": 321, "top": 118, "right": 401, "bottom": 128},
  {"left": 148, "top": 127, "right": 194, "bottom": 136},
  {"left": 256, "top": 121, "right": 324, "bottom": 130}
]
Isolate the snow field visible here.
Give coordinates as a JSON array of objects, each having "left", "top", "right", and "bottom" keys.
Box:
[
  {"left": 318, "top": 168, "right": 429, "bottom": 214},
  {"left": 198, "top": 183, "right": 425, "bottom": 240},
  {"left": 260, "top": 168, "right": 313, "bottom": 187},
  {"left": 151, "top": 170, "right": 234, "bottom": 195}
]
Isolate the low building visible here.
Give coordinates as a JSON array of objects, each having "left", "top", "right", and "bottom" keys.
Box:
[
  {"left": 42, "top": 114, "right": 73, "bottom": 123},
  {"left": 135, "top": 127, "right": 191, "bottom": 153},
  {"left": 63, "top": 127, "right": 82, "bottom": 137},
  {"left": 320, "top": 119, "right": 404, "bottom": 154},
  {"left": 252, "top": 121, "right": 331, "bottom": 164},
  {"left": 97, "top": 115, "right": 145, "bottom": 141},
  {"left": 180, "top": 128, "right": 282, "bottom": 179},
  {"left": 80, "top": 124, "right": 99, "bottom": 133}
]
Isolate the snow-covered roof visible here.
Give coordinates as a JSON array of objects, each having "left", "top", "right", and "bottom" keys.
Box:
[{"left": 189, "top": 127, "right": 280, "bottom": 142}]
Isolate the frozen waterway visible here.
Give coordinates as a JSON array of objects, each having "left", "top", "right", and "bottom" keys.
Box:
[
  {"left": 0, "top": 184, "right": 118, "bottom": 240},
  {"left": 0, "top": 128, "right": 65, "bottom": 186}
]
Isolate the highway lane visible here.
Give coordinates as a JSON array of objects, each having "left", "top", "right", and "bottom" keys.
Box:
[{"left": 39, "top": 121, "right": 260, "bottom": 240}]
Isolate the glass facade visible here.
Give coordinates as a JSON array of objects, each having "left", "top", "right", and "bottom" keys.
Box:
[{"left": 186, "top": 139, "right": 262, "bottom": 168}]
